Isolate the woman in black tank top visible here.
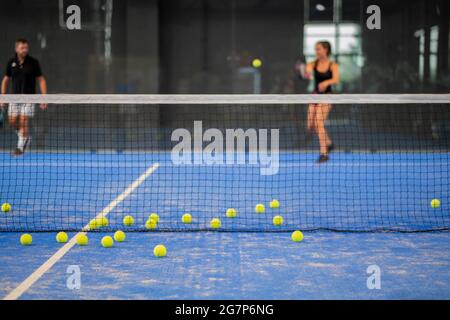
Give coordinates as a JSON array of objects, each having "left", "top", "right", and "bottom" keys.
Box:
[{"left": 305, "top": 41, "right": 340, "bottom": 163}]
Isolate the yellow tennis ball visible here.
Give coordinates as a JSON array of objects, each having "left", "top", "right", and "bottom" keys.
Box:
[
  {"left": 88, "top": 219, "right": 100, "bottom": 230},
  {"left": 255, "top": 204, "right": 265, "bottom": 213},
  {"left": 154, "top": 244, "right": 167, "bottom": 257},
  {"left": 149, "top": 213, "right": 159, "bottom": 223},
  {"left": 252, "top": 58, "right": 262, "bottom": 68},
  {"left": 145, "top": 218, "right": 158, "bottom": 230},
  {"left": 273, "top": 215, "right": 284, "bottom": 226},
  {"left": 88, "top": 217, "right": 108, "bottom": 229},
  {"left": 430, "top": 199, "right": 441, "bottom": 208},
  {"left": 20, "top": 234, "right": 32, "bottom": 246},
  {"left": 56, "top": 231, "right": 68, "bottom": 243},
  {"left": 76, "top": 234, "right": 88, "bottom": 246},
  {"left": 123, "top": 215, "right": 135, "bottom": 226},
  {"left": 101, "top": 236, "right": 114, "bottom": 248},
  {"left": 99, "top": 217, "right": 109, "bottom": 227},
  {"left": 114, "top": 230, "right": 126, "bottom": 242},
  {"left": 210, "top": 218, "right": 221, "bottom": 229},
  {"left": 291, "top": 230, "right": 303, "bottom": 242},
  {"left": 270, "top": 199, "right": 280, "bottom": 209},
  {"left": 182, "top": 213, "right": 192, "bottom": 224},
  {"left": 1, "top": 202, "right": 11, "bottom": 213},
  {"left": 226, "top": 208, "right": 237, "bottom": 218}
]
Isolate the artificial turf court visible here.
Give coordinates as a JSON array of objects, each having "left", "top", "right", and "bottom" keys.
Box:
[
  {"left": 1, "top": 0, "right": 450, "bottom": 303},
  {"left": 1, "top": 231, "right": 449, "bottom": 299},
  {"left": 0, "top": 151, "right": 449, "bottom": 299}
]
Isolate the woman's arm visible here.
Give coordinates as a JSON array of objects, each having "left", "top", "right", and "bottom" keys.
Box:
[
  {"left": 303, "top": 61, "right": 315, "bottom": 80},
  {"left": 324, "top": 63, "right": 339, "bottom": 86},
  {"left": 317, "top": 63, "right": 339, "bottom": 92}
]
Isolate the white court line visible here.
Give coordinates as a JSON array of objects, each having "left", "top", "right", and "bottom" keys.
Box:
[{"left": 3, "top": 162, "right": 160, "bottom": 300}]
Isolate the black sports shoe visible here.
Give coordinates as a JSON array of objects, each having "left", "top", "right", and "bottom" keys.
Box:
[
  {"left": 327, "top": 143, "right": 335, "bottom": 153},
  {"left": 12, "top": 148, "right": 24, "bottom": 157},
  {"left": 316, "top": 154, "right": 329, "bottom": 163}
]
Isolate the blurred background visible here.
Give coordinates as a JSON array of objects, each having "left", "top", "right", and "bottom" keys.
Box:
[
  {"left": 0, "top": 0, "right": 449, "bottom": 94},
  {"left": 0, "top": 0, "right": 449, "bottom": 152}
]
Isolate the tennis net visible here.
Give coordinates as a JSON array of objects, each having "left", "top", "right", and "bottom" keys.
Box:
[{"left": 0, "top": 94, "right": 449, "bottom": 232}]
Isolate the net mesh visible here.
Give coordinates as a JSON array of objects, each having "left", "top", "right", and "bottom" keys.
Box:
[{"left": 0, "top": 94, "right": 449, "bottom": 232}]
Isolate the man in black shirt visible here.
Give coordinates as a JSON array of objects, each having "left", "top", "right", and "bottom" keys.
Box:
[{"left": 1, "top": 39, "right": 47, "bottom": 156}]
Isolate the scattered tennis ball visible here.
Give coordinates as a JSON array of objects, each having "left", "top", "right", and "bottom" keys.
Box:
[
  {"left": 1, "top": 202, "right": 11, "bottom": 213},
  {"left": 291, "top": 230, "right": 304, "bottom": 242},
  {"left": 252, "top": 58, "right": 262, "bottom": 68},
  {"left": 88, "top": 218, "right": 100, "bottom": 230},
  {"left": 76, "top": 234, "right": 88, "bottom": 246},
  {"left": 273, "top": 215, "right": 284, "bottom": 226},
  {"left": 149, "top": 213, "right": 159, "bottom": 223},
  {"left": 99, "top": 217, "right": 109, "bottom": 227},
  {"left": 56, "top": 231, "right": 68, "bottom": 243},
  {"left": 270, "top": 199, "right": 280, "bottom": 209},
  {"left": 114, "top": 230, "right": 126, "bottom": 242},
  {"left": 101, "top": 236, "right": 114, "bottom": 248},
  {"left": 88, "top": 217, "right": 107, "bottom": 229},
  {"left": 255, "top": 204, "right": 265, "bottom": 213},
  {"left": 89, "top": 217, "right": 109, "bottom": 230},
  {"left": 20, "top": 234, "right": 32, "bottom": 246},
  {"left": 123, "top": 215, "right": 135, "bottom": 226},
  {"left": 430, "top": 199, "right": 441, "bottom": 208},
  {"left": 154, "top": 244, "right": 167, "bottom": 257},
  {"left": 145, "top": 218, "right": 158, "bottom": 230},
  {"left": 226, "top": 208, "right": 237, "bottom": 218},
  {"left": 210, "top": 218, "right": 221, "bottom": 229},
  {"left": 182, "top": 213, "right": 192, "bottom": 224}
]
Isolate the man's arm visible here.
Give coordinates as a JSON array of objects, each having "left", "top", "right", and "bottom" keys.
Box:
[
  {"left": 1, "top": 76, "right": 8, "bottom": 94},
  {"left": 0, "top": 76, "right": 9, "bottom": 108},
  {"left": 37, "top": 76, "right": 47, "bottom": 94},
  {"left": 37, "top": 76, "right": 48, "bottom": 109}
]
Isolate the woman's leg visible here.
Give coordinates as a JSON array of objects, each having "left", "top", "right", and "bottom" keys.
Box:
[
  {"left": 315, "top": 104, "right": 332, "bottom": 155},
  {"left": 307, "top": 104, "right": 317, "bottom": 133}
]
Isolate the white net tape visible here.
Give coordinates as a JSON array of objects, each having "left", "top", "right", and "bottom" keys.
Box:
[{"left": 1, "top": 94, "right": 449, "bottom": 104}]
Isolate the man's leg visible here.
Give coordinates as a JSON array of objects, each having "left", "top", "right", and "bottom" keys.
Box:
[
  {"left": 13, "top": 104, "right": 35, "bottom": 156},
  {"left": 8, "top": 103, "right": 19, "bottom": 131},
  {"left": 8, "top": 115, "right": 19, "bottom": 131},
  {"left": 8, "top": 104, "right": 21, "bottom": 154},
  {"left": 17, "top": 115, "right": 30, "bottom": 152}
]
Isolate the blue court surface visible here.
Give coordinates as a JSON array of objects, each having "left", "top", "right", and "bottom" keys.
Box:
[{"left": 0, "top": 151, "right": 449, "bottom": 299}]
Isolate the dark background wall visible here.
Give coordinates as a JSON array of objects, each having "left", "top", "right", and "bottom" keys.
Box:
[
  {"left": 362, "top": 0, "right": 450, "bottom": 92},
  {"left": 0, "top": 0, "right": 449, "bottom": 151},
  {"left": 0, "top": 0, "right": 449, "bottom": 94},
  {"left": 0, "top": 0, "right": 159, "bottom": 93}
]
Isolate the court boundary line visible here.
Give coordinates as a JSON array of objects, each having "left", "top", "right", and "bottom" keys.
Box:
[{"left": 3, "top": 162, "right": 160, "bottom": 300}]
